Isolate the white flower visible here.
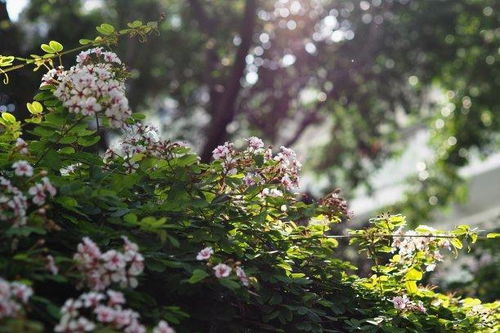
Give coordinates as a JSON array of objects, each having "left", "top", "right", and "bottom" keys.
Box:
[
  {"left": 425, "top": 263, "right": 436, "bottom": 272},
  {"left": 196, "top": 247, "right": 214, "bottom": 261},
  {"left": 235, "top": 266, "right": 249, "bottom": 287},
  {"left": 107, "top": 290, "right": 125, "bottom": 306},
  {"left": 246, "top": 136, "right": 264, "bottom": 150},
  {"left": 392, "top": 295, "right": 409, "bottom": 310},
  {"left": 80, "top": 292, "right": 104, "bottom": 308},
  {"left": 102, "top": 250, "right": 126, "bottom": 271},
  {"left": 243, "top": 173, "right": 256, "bottom": 186},
  {"left": 12, "top": 160, "right": 33, "bottom": 177},
  {"left": 94, "top": 305, "right": 115, "bottom": 323},
  {"left": 76, "top": 317, "right": 96, "bottom": 331},
  {"left": 10, "top": 282, "right": 33, "bottom": 304},
  {"left": 15, "top": 138, "right": 28, "bottom": 154},
  {"left": 28, "top": 184, "right": 46, "bottom": 206},
  {"left": 260, "top": 188, "right": 283, "bottom": 198},
  {"left": 62, "top": 298, "right": 83, "bottom": 317},
  {"left": 212, "top": 142, "right": 233, "bottom": 160},
  {"left": 124, "top": 319, "right": 146, "bottom": 333},
  {"left": 213, "top": 263, "right": 232, "bottom": 278},
  {"left": 42, "top": 177, "right": 57, "bottom": 197},
  {"left": 46, "top": 255, "right": 59, "bottom": 275},
  {"left": 414, "top": 301, "right": 427, "bottom": 313},
  {"left": 153, "top": 320, "right": 176, "bottom": 333}
]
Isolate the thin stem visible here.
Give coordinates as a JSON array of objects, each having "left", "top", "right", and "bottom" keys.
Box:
[{"left": 290, "top": 233, "right": 491, "bottom": 241}]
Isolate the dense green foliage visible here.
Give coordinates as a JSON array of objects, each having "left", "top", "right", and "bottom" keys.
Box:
[
  {"left": 1, "top": 0, "right": 498, "bottom": 219},
  {"left": 0, "top": 25, "right": 499, "bottom": 332}
]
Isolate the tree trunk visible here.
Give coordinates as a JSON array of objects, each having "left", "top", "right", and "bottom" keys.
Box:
[{"left": 200, "top": 0, "right": 257, "bottom": 162}]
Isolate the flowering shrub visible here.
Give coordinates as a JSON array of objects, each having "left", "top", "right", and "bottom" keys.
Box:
[{"left": 0, "top": 22, "right": 498, "bottom": 332}]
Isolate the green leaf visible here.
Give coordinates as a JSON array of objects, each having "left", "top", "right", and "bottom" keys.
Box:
[
  {"left": 41, "top": 43, "right": 55, "bottom": 54},
  {"left": 486, "top": 233, "right": 500, "bottom": 239},
  {"left": 27, "top": 101, "right": 44, "bottom": 114},
  {"left": 405, "top": 280, "right": 418, "bottom": 294},
  {"left": 131, "top": 113, "right": 146, "bottom": 120},
  {"left": 48, "top": 41, "right": 63, "bottom": 52},
  {"left": 1, "top": 112, "right": 16, "bottom": 123},
  {"left": 450, "top": 237, "right": 463, "bottom": 249},
  {"left": 59, "top": 136, "right": 77, "bottom": 144},
  {"left": 56, "top": 196, "right": 78, "bottom": 208},
  {"left": 127, "top": 20, "right": 143, "bottom": 28},
  {"left": 59, "top": 147, "right": 75, "bottom": 154},
  {"left": 79, "top": 39, "right": 93, "bottom": 45},
  {"left": 188, "top": 269, "right": 209, "bottom": 284},
  {"left": 0, "top": 55, "right": 14, "bottom": 67},
  {"left": 96, "top": 23, "right": 115, "bottom": 35},
  {"left": 405, "top": 268, "right": 423, "bottom": 281},
  {"left": 123, "top": 213, "right": 138, "bottom": 224},
  {"left": 77, "top": 136, "right": 100, "bottom": 147},
  {"left": 218, "top": 278, "right": 241, "bottom": 290}
]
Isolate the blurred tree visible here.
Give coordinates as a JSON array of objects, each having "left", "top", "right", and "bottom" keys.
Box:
[{"left": 1, "top": 0, "right": 498, "bottom": 223}]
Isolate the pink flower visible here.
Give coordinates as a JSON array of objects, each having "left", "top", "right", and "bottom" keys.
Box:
[
  {"left": 153, "top": 320, "right": 176, "bottom": 333},
  {"left": 75, "top": 317, "right": 96, "bottom": 331},
  {"left": 12, "top": 160, "right": 33, "bottom": 177},
  {"left": 196, "top": 247, "right": 214, "bottom": 261},
  {"left": 107, "top": 290, "right": 125, "bottom": 306},
  {"left": 212, "top": 142, "right": 233, "bottom": 160},
  {"left": 77, "top": 237, "right": 102, "bottom": 260},
  {"left": 114, "top": 309, "right": 137, "bottom": 328},
  {"left": 213, "top": 263, "right": 232, "bottom": 278},
  {"left": 235, "top": 266, "right": 249, "bottom": 287},
  {"left": 243, "top": 173, "right": 256, "bottom": 186},
  {"left": 46, "top": 255, "right": 59, "bottom": 275},
  {"left": 122, "top": 236, "right": 139, "bottom": 252},
  {"left": 62, "top": 298, "right": 82, "bottom": 317},
  {"left": 392, "top": 295, "right": 410, "bottom": 310},
  {"left": 28, "top": 184, "right": 46, "bottom": 206},
  {"left": 15, "top": 138, "right": 28, "bottom": 154},
  {"left": 102, "top": 250, "right": 126, "bottom": 271},
  {"left": 246, "top": 136, "right": 264, "bottom": 150},
  {"left": 10, "top": 282, "right": 33, "bottom": 304},
  {"left": 94, "top": 305, "right": 115, "bottom": 323},
  {"left": 414, "top": 301, "right": 427, "bottom": 313},
  {"left": 124, "top": 319, "right": 146, "bottom": 333},
  {"left": 81, "top": 292, "right": 104, "bottom": 308},
  {"left": 42, "top": 177, "right": 57, "bottom": 197}
]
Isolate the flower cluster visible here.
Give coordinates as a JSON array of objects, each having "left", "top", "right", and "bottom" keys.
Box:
[
  {"left": 391, "top": 226, "right": 451, "bottom": 272},
  {"left": 0, "top": 164, "right": 54, "bottom": 227},
  {"left": 104, "top": 123, "right": 188, "bottom": 173},
  {"left": 391, "top": 295, "right": 426, "bottom": 313},
  {"left": 55, "top": 290, "right": 155, "bottom": 333},
  {"left": 0, "top": 278, "right": 33, "bottom": 319},
  {"left": 43, "top": 47, "right": 131, "bottom": 128},
  {"left": 0, "top": 175, "right": 28, "bottom": 226},
  {"left": 74, "top": 237, "right": 144, "bottom": 291},
  {"left": 196, "top": 247, "right": 250, "bottom": 287},
  {"left": 273, "top": 146, "right": 301, "bottom": 190},
  {"left": 211, "top": 137, "right": 301, "bottom": 193},
  {"left": 28, "top": 176, "right": 57, "bottom": 206}
]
